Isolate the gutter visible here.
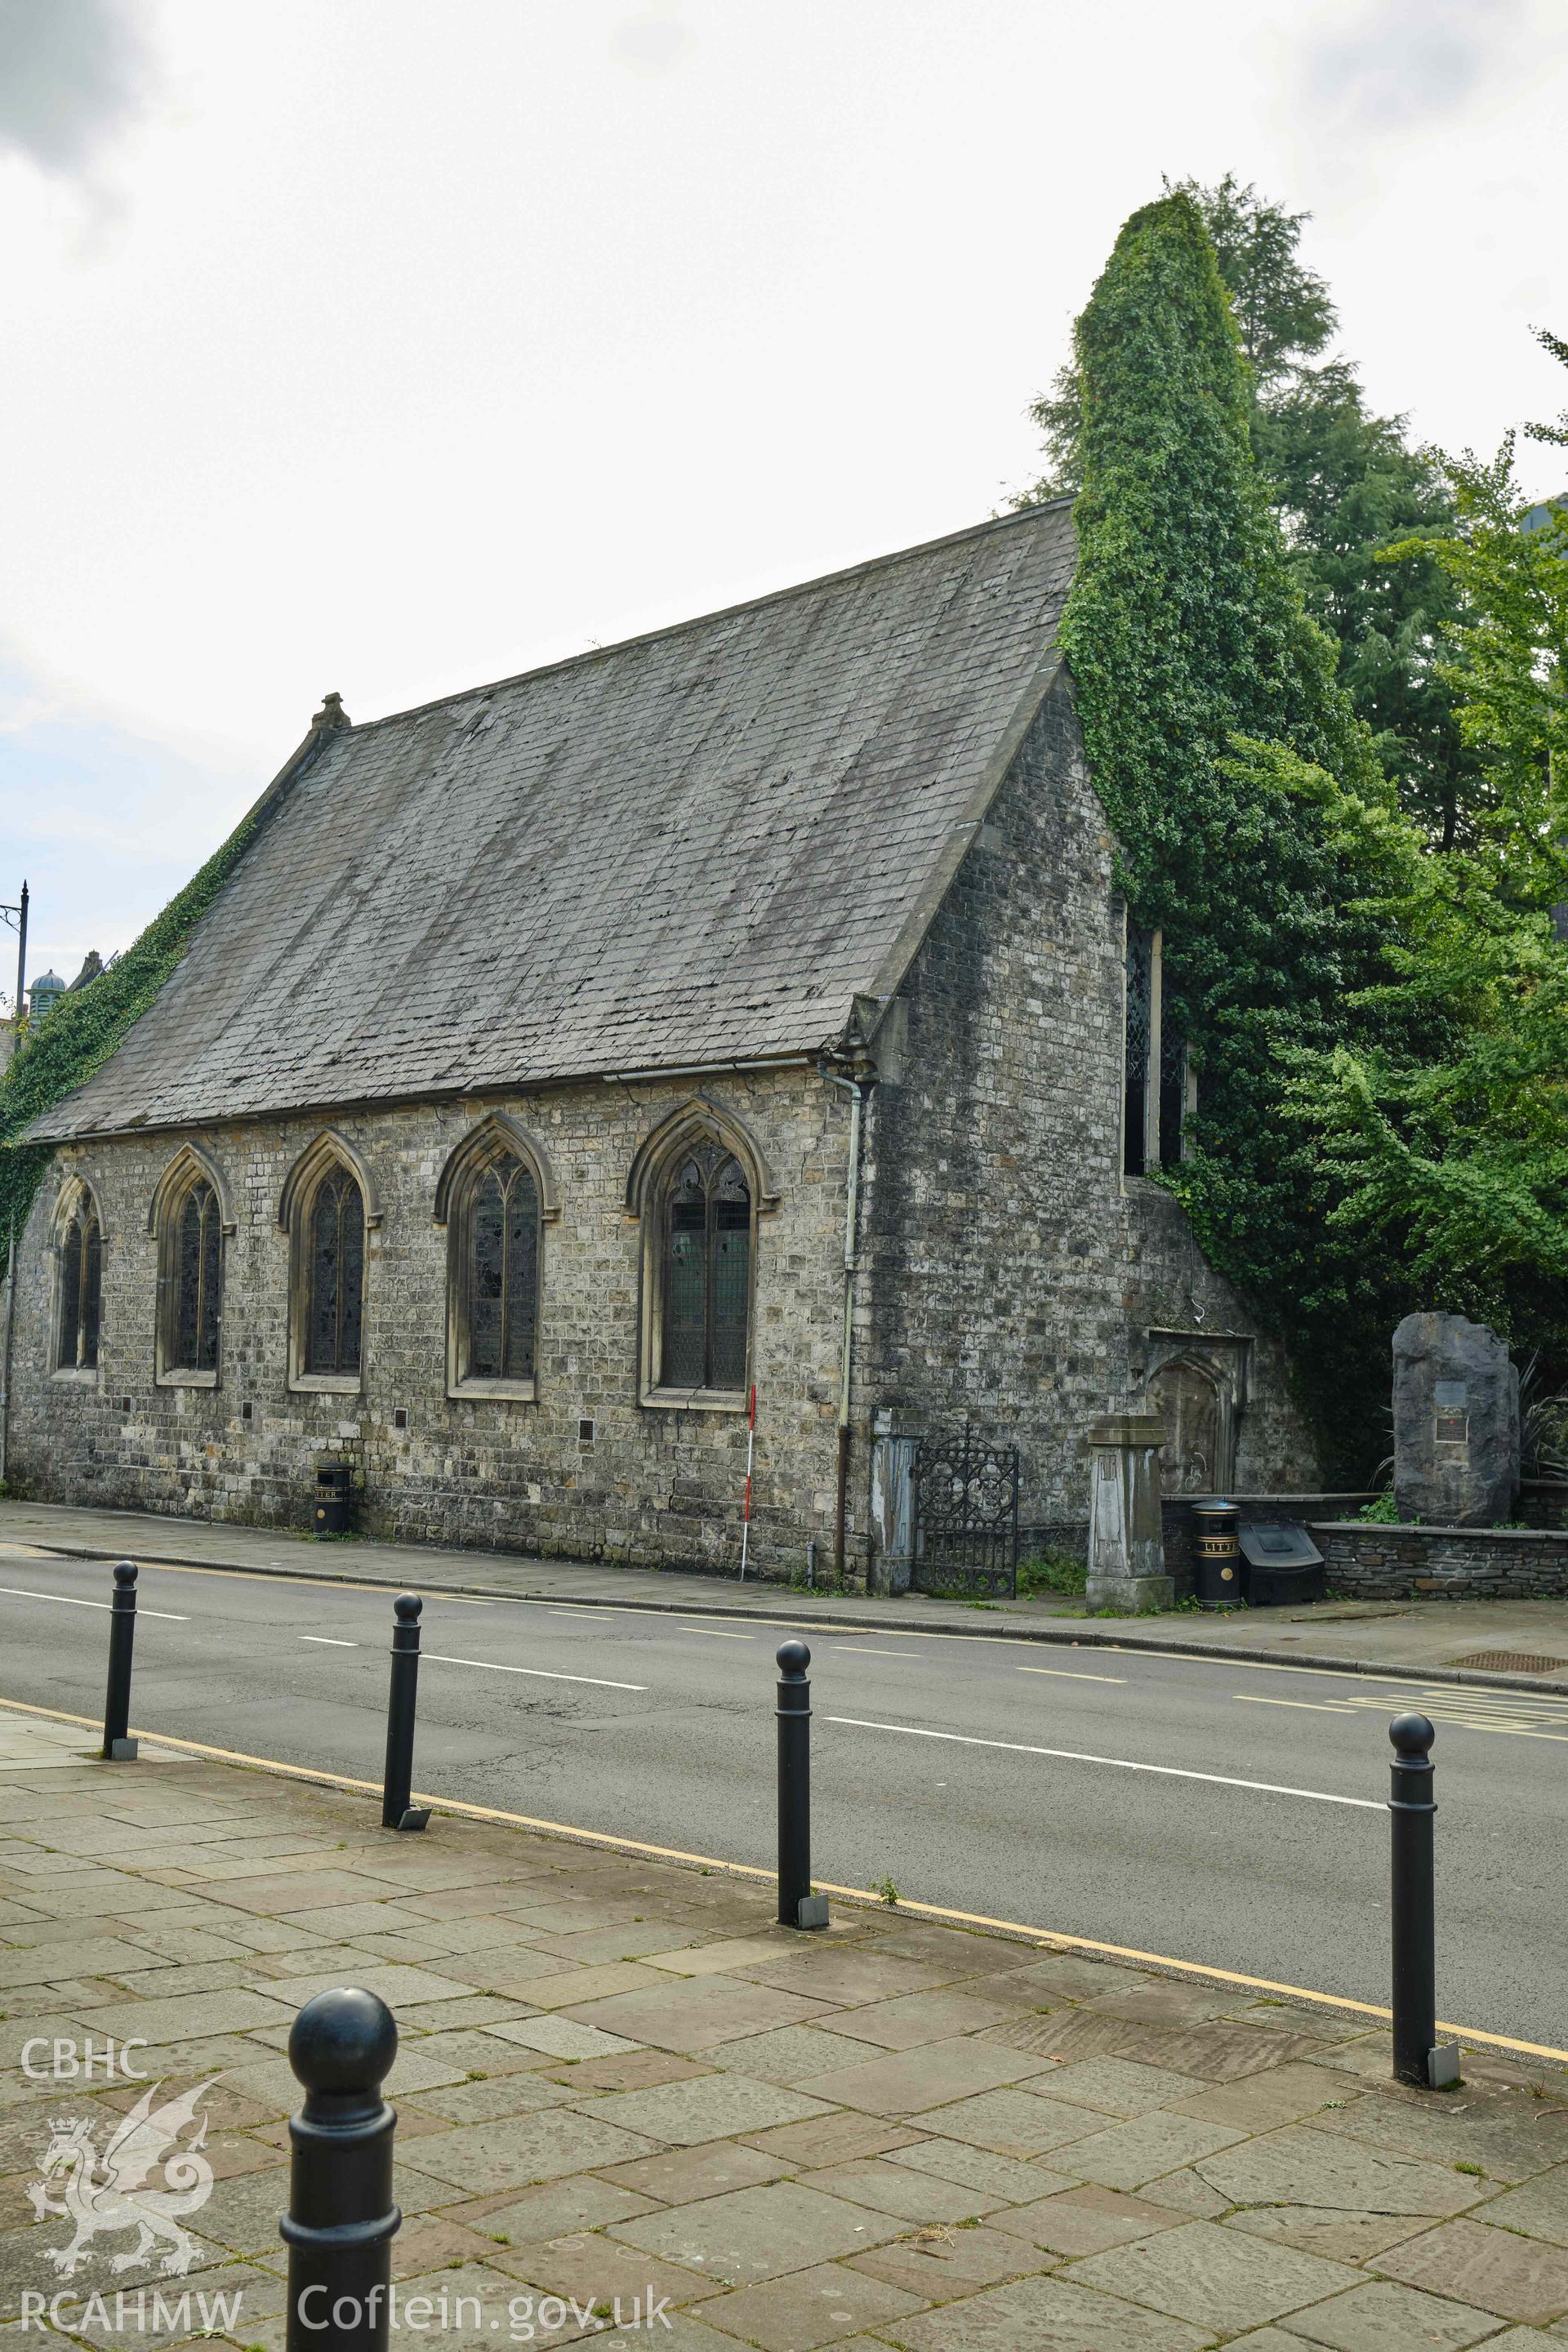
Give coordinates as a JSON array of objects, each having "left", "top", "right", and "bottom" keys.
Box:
[{"left": 818, "top": 1064, "right": 871, "bottom": 1580}]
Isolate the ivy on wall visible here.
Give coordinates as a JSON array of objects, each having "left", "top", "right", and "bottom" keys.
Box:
[{"left": 1058, "top": 193, "right": 1424, "bottom": 1471}]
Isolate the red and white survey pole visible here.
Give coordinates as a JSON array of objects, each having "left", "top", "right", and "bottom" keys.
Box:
[{"left": 738, "top": 1383, "right": 757, "bottom": 1582}]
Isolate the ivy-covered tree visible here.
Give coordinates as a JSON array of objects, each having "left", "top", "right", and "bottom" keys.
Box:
[
  {"left": 1024, "top": 175, "right": 1480, "bottom": 849},
  {"left": 1062, "top": 189, "right": 1423, "bottom": 1470}
]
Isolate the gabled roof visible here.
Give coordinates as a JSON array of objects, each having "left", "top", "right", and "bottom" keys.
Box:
[{"left": 27, "top": 501, "right": 1074, "bottom": 1143}]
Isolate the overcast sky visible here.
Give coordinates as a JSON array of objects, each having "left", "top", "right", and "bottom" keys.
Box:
[{"left": 1, "top": 0, "right": 1564, "bottom": 1003}]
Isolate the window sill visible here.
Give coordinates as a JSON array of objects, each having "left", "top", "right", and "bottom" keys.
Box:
[
  {"left": 290, "top": 1373, "right": 364, "bottom": 1396},
  {"left": 640, "top": 1385, "right": 749, "bottom": 1414},
  {"left": 158, "top": 1369, "right": 219, "bottom": 1389},
  {"left": 51, "top": 1366, "right": 99, "bottom": 1386},
  {"left": 449, "top": 1379, "right": 538, "bottom": 1404}
]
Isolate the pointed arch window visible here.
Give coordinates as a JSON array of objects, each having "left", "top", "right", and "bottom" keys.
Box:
[
  {"left": 176, "top": 1181, "right": 222, "bottom": 1373},
  {"left": 436, "top": 1120, "right": 551, "bottom": 1401},
  {"left": 151, "top": 1147, "right": 233, "bottom": 1385},
  {"left": 56, "top": 1191, "right": 103, "bottom": 1373},
  {"left": 660, "top": 1147, "right": 751, "bottom": 1394},
  {"left": 280, "top": 1134, "right": 377, "bottom": 1392},
  {"left": 307, "top": 1169, "right": 365, "bottom": 1377},
  {"left": 465, "top": 1153, "right": 539, "bottom": 1384}
]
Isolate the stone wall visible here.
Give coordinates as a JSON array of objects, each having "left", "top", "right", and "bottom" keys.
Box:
[
  {"left": 856, "top": 676, "right": 1323, "bottom": 1537},
  {"left": 2, "top": 1069, "right": 852, "bottom": 1578},
  {"left": 1521, "top": 1481, "right": 1568, "bottom": 1531},
  {"left": 1316, "top": 1520, "right": 1568, "bottom": 1601}
]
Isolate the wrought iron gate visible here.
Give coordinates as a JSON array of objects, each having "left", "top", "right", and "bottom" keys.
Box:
[{"left": 911, "top": 1428, "right": 1020, "bottom": 1598}]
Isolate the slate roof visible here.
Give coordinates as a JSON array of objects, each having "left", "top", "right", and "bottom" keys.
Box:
[{"left": 29, "top": 502, "right": 1075, "bottom": 1143}]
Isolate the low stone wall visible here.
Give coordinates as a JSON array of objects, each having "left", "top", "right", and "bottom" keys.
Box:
[
  {"left": 1522, "top": 1481, "right": 1568, "bottom": 1531},
  {"left": 1315, "top": 1519, "right": 1568, "bottom": 1600}
]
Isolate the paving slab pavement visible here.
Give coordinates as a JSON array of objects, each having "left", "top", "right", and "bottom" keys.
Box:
[
  {"left": 6, "top": 1495, "right": 1568, "bottom": 1695},
  {"left": 1, "top": 1701, "right": 1567, "bottom": 2351}
]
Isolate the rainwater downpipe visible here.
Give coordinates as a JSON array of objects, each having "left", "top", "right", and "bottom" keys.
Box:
[{"left": 819, "top": 1067, "right": 869, "bottom": 1582}]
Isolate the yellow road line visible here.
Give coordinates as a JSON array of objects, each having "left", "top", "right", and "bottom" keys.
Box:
[
  {"left": 1236, "top": 1695, "right": 1568, "bottom": 1743},
  {"left": 4, "top": 1690, "right": 1565, "bottom": 2069}
]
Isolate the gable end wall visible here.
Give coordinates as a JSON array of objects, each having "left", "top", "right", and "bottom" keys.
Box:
[{"left": 856, "top": 677, "right": 1321, "bottom": 1539}]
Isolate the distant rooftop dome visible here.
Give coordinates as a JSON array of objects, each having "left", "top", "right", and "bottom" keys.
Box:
[{"left": 28, "top": 971, "right": 66, "bottom": 1019}]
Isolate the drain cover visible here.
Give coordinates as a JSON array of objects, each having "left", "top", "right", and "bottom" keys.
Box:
[{"left": 1448, "top": 1650, "right": 1568, "bottom": 1674}]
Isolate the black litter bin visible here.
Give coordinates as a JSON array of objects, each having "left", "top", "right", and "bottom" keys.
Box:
[
  {"left": 1240, "top": 1521, "right": 1325, "bottom": 1606},
  {"left": 1190, "top": 1497, "right": 1242, "bottom": 1607},
  {"left": 314, "top": 1464, "right": 354, "bottom": 1536}
]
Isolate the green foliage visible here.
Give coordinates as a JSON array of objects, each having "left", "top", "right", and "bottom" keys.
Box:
[
  {"left": 1022, "top": 175, "right": 1479, "bottom": 849},
  {"left": 1062, "top": 192, "right": 1418, "bottom": 1469},
  {"left": 1285, "top": 385, "right": 1568, "bottom": 1345},
  {"left": 1017, "top": 1550, "right": 1087, "bottom": 1597},
  {"left": 1358, "top": 1491, "right": 1401, "bottom": 1522},
  {"left": 0, "top": 808, "right": 267, "bottom": 1272},
  {"left": 1025, "top": 174, "right": 1335, "bottom": 496},
  {"left": 1254, "top": 365, "right": 1478, "bottom": 849}
]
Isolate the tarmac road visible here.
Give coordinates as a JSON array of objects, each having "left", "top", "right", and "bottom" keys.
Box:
[{"left": 2, "top": 1542, "right": 1564, "bottom": 2049}]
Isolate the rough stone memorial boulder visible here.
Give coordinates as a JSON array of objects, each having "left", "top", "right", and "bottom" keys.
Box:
[{"left": 1392, "top": 1312, "right": 1519, "bottom": 1527}]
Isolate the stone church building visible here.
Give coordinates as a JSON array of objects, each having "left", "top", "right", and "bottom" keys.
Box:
[{"left": 2, "top": 502, "right": 1321, "bottom": 1581}]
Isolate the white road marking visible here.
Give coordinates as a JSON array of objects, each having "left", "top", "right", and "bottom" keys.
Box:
[
  {"left": 0, "top": 1584, "right": 189, "bottom": 1621},
  {"left": 425, "top": 1652, "right": 647, "bottom": 1692},
  {"left": 301, "top": 1636, "right": 358, "bottom": 1648},
  {"left": 826, "top": 1715, "right": 1382, "bottom": 1809},
  {"left": 834, "top": 1646, "right": 921, "bottom": 1659},
  {"left": 681, "top": 1627, "right": 754, "bottom": 1640},
  {"left": 1019, "top": 1667, "right": 1128, "bottom": 1683}
]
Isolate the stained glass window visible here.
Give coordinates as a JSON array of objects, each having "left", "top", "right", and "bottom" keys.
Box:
[
  {"left": 173, "top": 1178, "right": 222, "bottom": 1372},
  {"left": 306, "top": 1169, "right": 364, "bottom": 1376},
  {"left": 57, "top": 1194, "right": 102, "bottom": 1370},
  {"left": 661, "top": 1147, "right": 751, "bottom": 1392},
  {"left": 466, "top": 1153, "right": 538, "bottom": 1382}
]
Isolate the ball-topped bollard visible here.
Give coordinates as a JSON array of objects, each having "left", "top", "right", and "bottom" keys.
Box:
[
  {"left": 777, "top": 1641, "right": 828, "bottom": 1931},
  {"left": 280, "top": 1989, "right": 401, "bottom": 2352},
  {"left": 1388, "top": 1713, "right": 1456, "bottom": 2089},
  {"left": 101, "top": 1562, "right": 140, "bottom": 1761},
  {"left": 1390, "top": 1710, "right": 1435, "bottom": 1762},
  {"left": 381, "top": 1593, "right": 430, "bottom": 1833}
]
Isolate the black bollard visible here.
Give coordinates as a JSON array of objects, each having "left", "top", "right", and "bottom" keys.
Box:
[
  {"left": 101, "top": 1562, "right": 139, "bottom": 1762},
  {"left": 777, "top": 1641, "right": 828, "bottom": 1930},
  {"left": 280, "top": 1987, "right": 402, "bottom": 2352},
  {"left": 381, "top": 1595, "right": 430, "bottom": 1833},
  {"left": 1388, "top": 1713, "right": 1458, "bottom": 2088}
]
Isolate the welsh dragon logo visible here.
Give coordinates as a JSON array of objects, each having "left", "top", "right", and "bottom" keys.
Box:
[{"left": 28, "top": 2078, "right": 218, "bottom": 2278}]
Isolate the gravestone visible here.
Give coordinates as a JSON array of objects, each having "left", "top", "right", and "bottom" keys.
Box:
[
  {"left": 1392, "top": 1312, "right": 1519, "bottom": 1527},
  {"left": 1086, "top": 1412, "right": 1172, "bottom": 1613}
]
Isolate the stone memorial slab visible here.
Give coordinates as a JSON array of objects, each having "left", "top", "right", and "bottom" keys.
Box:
[{"left": 1393, "top": 1312, "right": 1519, "bottom": 1526}]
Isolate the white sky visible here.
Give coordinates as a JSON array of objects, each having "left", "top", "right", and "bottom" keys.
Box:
[{"left": 2, "top": 0, "right": 1565, "bottom": 1001}]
